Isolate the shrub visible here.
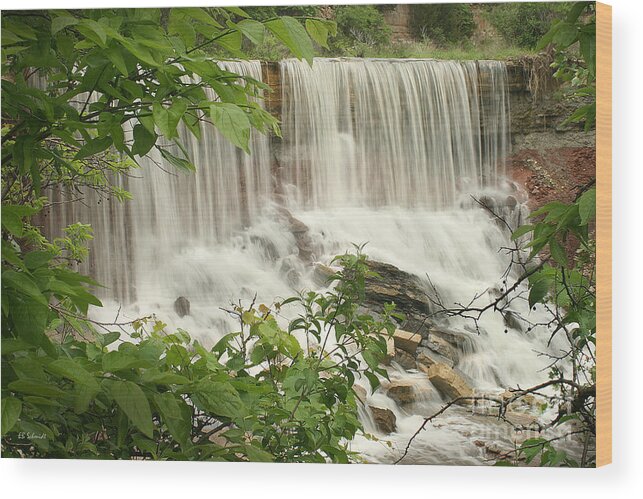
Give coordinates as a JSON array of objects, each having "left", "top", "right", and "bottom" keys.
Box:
[
  {"left": 486, "top": 2, "right": 572, "bottom": 49},
  {"left": 409, "top": 4, "right": 475, "bottom": 46},
  {"left": 330, "top": 5, "right": 391, "bottom": 54}
]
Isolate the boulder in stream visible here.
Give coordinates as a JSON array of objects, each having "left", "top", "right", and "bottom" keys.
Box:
[
  {"left": 369, "top": 406, "right": 397, "bottom": 434},
  {"left": 423, "top": 362, "right": 474, "bottom": 403},
  {"left": 174, "top": 296, "right": 190, "bottom": 318}
]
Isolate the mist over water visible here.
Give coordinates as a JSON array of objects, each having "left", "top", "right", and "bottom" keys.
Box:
[{"left": 46, "top": 58, "right": 569, "bottom": 464}]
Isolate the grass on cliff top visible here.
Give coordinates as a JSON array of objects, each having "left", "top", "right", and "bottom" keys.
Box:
[
  {"left": 242, "top": 32, "right": 538, "bottom": 62},
  {"left": 361, "top": 41, "right": 538, "bottom": 61}
]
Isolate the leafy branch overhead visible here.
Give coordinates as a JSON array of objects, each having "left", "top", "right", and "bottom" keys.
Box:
[
  {"left": 1, "top": 7, "right": 335, "bottom": 190},
  {"left": 537, "top": 1, "right": 596, "bottom": 130}
]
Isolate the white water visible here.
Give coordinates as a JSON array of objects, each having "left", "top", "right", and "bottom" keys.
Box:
[{"left": 45, "top": 58, "right": 575, "bottom": 464}]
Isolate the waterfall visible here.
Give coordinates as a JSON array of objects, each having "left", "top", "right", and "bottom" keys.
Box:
[
  {"left": 278, "top": 58, "right": 509, "bottom": 210},
  {"left": 44, "top": 57, "right": 569, "bottom": 464},
  {"left": 44, "top": 61, "right": 275, "bottom": 304}
]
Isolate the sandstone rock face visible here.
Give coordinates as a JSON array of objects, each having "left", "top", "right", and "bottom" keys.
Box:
[
  {"left": 394, "top": 348, "right": 417, "bottom": 370},
  {"left": 353, "top": 385, "right": 367, "bottom": 405},
  {"left": 503, "top": 310, "right": 523, "bottom": 332},
  {"left": 416, "top": 348, "right": 454, "bottom": 370},
  {"left": 384, "top": 336, "right": 396, "bottom": 365},
  {"left": 393, "top": 329, "right": 421, "bottom": 354},
  {"left": 421, "top": 328, "right": 477, "bottom": 364},
  {"left": 386, "top": 380, "right": 416, "bottom": 406},
  {"left": 369, "top": 406, "right": 397, "bottom": 434},
  {"left": 276, "top": 208, "right": 316, "bottom": 262},
  {"left": 312, "top": 263, "right": 335, "bottom": 287},
  {"left": 425, "top": 363, "right": 473, "bottom": 402},
  {"left": 362, "top": 260, "right": 432, "bottom": 333},
  {"left": 174, "top": 296, "right": 190, "bottom": 318}
]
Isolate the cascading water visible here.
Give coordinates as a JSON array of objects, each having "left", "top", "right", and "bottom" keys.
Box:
[{"left": 44, "top": 57, "right": 573, "bottom": 464}]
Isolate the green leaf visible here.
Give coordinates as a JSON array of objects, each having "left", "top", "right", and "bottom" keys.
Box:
[
  {"left": 1, "top": 205, "right": 36, "bottom": 237},
  {"left": 152, "top": 99, "right": 187, "bottom": 139},
  {"left": 236, "top": 19, "right": 265, "bottom": 45},
  {"left": 3, "top": 270, "right": 49, "bottom": 306},
  {"left": 141, "top": 370, "right": 190, "bottom": 385},
  {"left": 51, "top": 16, "right": 78, "bottom": 35},
  {"left": 549, "top": 238, "right": 567, "bottom": 267},
  {"left": 577, "top": 187, "right": 596, "bottom": 226},
  {"left": 75, "top": 136, "right": 113, "bottom": 159},
  {"left": 511, "top": 224, "right": 534, "bottom": 241},
  {"left": 24, "top": 251, "right": 53, "bottom": 270},
  {"left": 105, "top": 46, "right": 129, "bottom": 76},
  {"left": 47, "top": 359, "right": 99, "bottom": 390},
  {"left": 1, "top": 397, "right": 22, "bottom": 436},
  {"left": 74, "top": 382, "right": 99, "bottom": 414},
  {"left": 552, "top": 22, "right": 578, "bottom": 48},
  {"left": 182, "top": 7, "right": 224, "bottom": 28},
  {"left": 265, "top": 17, "right": 314, "bottom": 65},
  {"left": 8, "top": 379, "right": 67, "bottom": 398},
  {"left": 209, "top": 103, "right": 251, "bottom": 153},
  {"left": 194, "top": 380, "right": 246, "bottom": 419},
  {"left": 244, "top": 443, "right": 274, "bottom": 462},
  {"left": 528, "top": 278, "right": 550, "bottom": 309},
  {"left": 4, "top": 20, "right": 38, "bottom": 41},
  {"left": 215, "top": 30, "right": 243, "bottom": 55},
  {"left": 6, "top": 295, "right": 49, "bottom": 346},
  {"left": 157, "top": 147, "right": 195, "bottom": 172},
  {"left": 102, "top": 349, "right": 152, "bottom": 372},
  {"left": 153, "top": 392, "right": 192, "bottom": 446},
  {"left": 98, "top": 331, "right": 121, "bottom": 347},
  {"left": 169, "top": 17, "right": 197, "bottom": 48},
  {"left": 132, "top": 123, "right": 156, "bottom": 157},
  {"left": 110, "top": 380, "right": 154, "bottom": 438},
  {"left": 225, "top": 7, "right": 249, "bottom": 18},
  {"left": 305, "top": 19, "right": 331, "bottom": 49}
]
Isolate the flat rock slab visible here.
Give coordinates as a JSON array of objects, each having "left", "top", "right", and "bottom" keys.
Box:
[{"left": 393, "top": 329, "right": 422, "bottom": 354}]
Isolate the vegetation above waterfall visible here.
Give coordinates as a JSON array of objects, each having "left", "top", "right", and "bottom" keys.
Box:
[{"left": 240, "top": 3, "right": 577, "bottom": 60}]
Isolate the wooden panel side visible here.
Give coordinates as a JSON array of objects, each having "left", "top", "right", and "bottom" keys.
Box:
[{"left": 596, "top": 1, "right": 612, "bottom": 468}]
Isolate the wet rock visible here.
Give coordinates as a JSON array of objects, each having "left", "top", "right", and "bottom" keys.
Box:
[
  {"left": 353, "top": 385, "right": 367, "bottom": 405},
  {"left": 312, "top": 263, "right": 335, "bottom": 287},
  {"left": 416, "top": 348, "right": 454, "bottom": 370},
  {"left": 425, "top": 362, "right": 473, "bottom": 402},
  {"left": 505, "top": 195, "right": 518, "bottom": 209},
  {"left": 280, "top": 259, "right": 302, "bottom": 287},
  {"left": 369, "top": 406, "right": 397, "bottom": 434},
  {"left": 362, "top": 260, "right": 432, "bottom": 333},
  {"left": 384, "top": 336, "right": 396, "bottom": 365},
  {"left": 276, "top": 208, "right": 316, "bottom": 263},
  {"left": 174, "top": 296, "right": 190, "bottom": 318},
  {"left": 386, "top": 380, "right": 416, "bottom": 406},
  {"left": 504, "top": 411, "right": 539, "bottom": 429},
  {"left": 393, "top": 329, "right": 421, "bottom": 354},
  {"left": 249, "top": 235, "right": 279, "bottom": 261},
  {"left": 394, "top": 348, "right": 417, "bottom": 370},
  {"left": 503, "top": 310, "right": 523, "bottom": 332},
  {"left": 422, "top": 328, "right": 477, "bottom": 363}
]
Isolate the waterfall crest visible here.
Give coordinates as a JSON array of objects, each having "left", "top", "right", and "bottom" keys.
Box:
[{"left": 279, "top": 58, "right": 509, "bottom": 210}]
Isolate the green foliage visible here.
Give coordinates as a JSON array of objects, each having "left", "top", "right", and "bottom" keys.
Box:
[
  {"left": 409, "top": 4, "right": 475, "bottom": 46},
  {"left": 538, "top": 2, "right": 596, "bottom": 130},
  {"left": 1, "top": 247, "right": 397, "bottom": 461},
  {"left": 329, "top": 5, "right": 391, "bottom": 56},
  {"left": 486, "top": 2, "right": 572, "bottom": 49},
  {"left": 498, "top": 4, "right": 598, "bottom": 467},
  {"left": 1, "top": 6, "right": 329, "bottom": 198},
  {"left": 509, "top": 186, "right": 596, "bottom": 466}
]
